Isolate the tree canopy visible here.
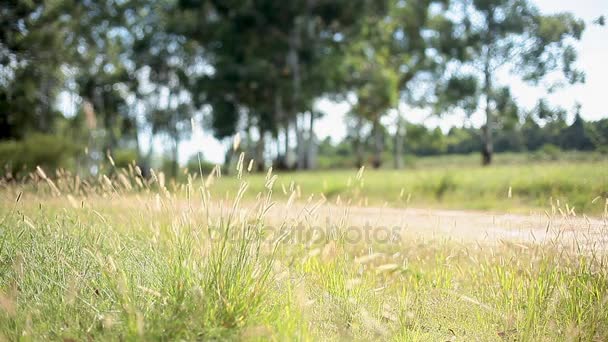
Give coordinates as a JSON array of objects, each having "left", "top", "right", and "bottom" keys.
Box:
[{"left": 0, "top": 0, "right": 597, "bottom": 176}]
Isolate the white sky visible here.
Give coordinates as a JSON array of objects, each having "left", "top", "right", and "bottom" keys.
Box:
[{"left": 178, "top": 0, "right": 608, "bottom": 164}]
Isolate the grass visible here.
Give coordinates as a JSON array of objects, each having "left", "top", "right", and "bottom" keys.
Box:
[
  {"left": 213, "top": 158, "right": 608, "bottom": 215},
  {"left": 0, "top": 161, "right": 607, "bottom": 340},
  {"left": 316, "top": 150, "right": 608, "bottom": 170}
]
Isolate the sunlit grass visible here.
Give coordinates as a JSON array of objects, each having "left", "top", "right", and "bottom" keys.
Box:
[
  {"left": 212, "top": 160, "right": 608, "bottom": 215},
  {"left": 0, "top": 161, "right": 607, "bottom": 340}
]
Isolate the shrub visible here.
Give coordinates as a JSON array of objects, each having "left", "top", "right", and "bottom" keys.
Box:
[
  {"left": 0, "top": 134, "right": 82, "bottom": 177},
  {"left": 112, "top": 149, "right": 139, "bottom": 169},
  {"left": 529, "top": 144, "right": 561, "bottom": 161},
  {"left": 186, "top": 155, "right": 218, "bottom": 175},
  {"left": 597, "top": 145, "right": 608, "bottom": 155},
  {"left": 435, "top": 173, "right": 456, "bottom": 199}
]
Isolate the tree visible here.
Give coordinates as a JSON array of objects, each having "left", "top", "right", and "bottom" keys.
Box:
[
  {"left": 0, "top": 0, "right": 77, "bottom": 139},
  {"left": 561, "top": 105, "right": 594, "bottom": 151},
  {"left": 344, "top": 0, "right": 459, "bottom": 169},
  {"left": 349, "top": 57, "right": 398, "bottom": 168},
  {"left": 388, "top": 0, "right": 458, "bottom": 169},
  {"left": 446, "top": 0, "right": 585, "bottom": 165},
  {"left": 172, "top": 0, "right": 383, "bottom": 170},
  {"left": 338, "top": 2, "right": 395, "bottom": 168}
]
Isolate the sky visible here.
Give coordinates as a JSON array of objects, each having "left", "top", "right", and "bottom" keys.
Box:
[{"left": 179, "top": 0, "right": 608, "bottom": 164}]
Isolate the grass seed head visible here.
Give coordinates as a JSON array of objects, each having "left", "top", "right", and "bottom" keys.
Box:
[{"left": 233, "top": 132, "right": 241, "bottom": 151}]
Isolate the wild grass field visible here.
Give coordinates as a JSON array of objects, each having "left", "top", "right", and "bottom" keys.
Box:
[
  {"left": 0, "top": 161, "right": 607, "bottom": 341},
  {"left": 213, "top": 157, "right": 608, "bottom": 215}
]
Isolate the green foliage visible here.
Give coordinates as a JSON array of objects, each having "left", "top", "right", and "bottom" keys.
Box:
[
  {"left": 186, "top": 155, "right": 217, "bottom": 176},
  {"left": 435, "top": 75, "right": 479, "bottom": 114},
  {"left": 0, "top": 0, "right": 598, "bottom": 173},
  {"left": 172, "top": 0, "right": 380, "bottom": 144},
  {"left": 434, "top": 173, "right": 456, "bottom": 200},
  {"left": 112, "top": 149, "right": 139, "bottom": 169},
  {"left": 436, "top": 0, "right": 585, "bottom": 164},
  {"left": 535, "top": 144, "right": 561, "bottom": 161},
  {"left": 0, "top": 134, "right": 81, "bottom": 177},
  {"left": 320, "top": 112, "right": 608, "bottom": 165},
  {"left": 0, "top": 0, "right": 74, "bottom": 139}
]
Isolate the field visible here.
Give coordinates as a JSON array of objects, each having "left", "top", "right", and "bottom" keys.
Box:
[
  {"left": 214, "top": 155, "right": 608, "bottom": 215},
  {"left": 0, "top": 159, "right": 607, "bottom": 341}
]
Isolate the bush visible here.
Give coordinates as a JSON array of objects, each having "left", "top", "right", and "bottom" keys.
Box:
[
  {"left": 0, "top": 134, "right": 82, "bottom": 177},
  {"left": 530, "top": 144, "right": 561, "bottom": 161},
  {"left": 597, "top": 145, "right": 608, "bottom": 155},
  {"left": 112, "top": 149, "right": 139, "bottom": 169},
  {"left": 186, "top": 155, "right": 217, "bottom": 175}
]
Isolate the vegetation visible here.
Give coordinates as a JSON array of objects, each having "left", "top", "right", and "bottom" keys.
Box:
[
  {"left": 1, "top": 0, "right": 600, "bottom": 174},
  {"left": 0, "top": 134, "right": 81, "bottom": 177},
  {"left": 2, "top": 1, "right": 606, "bottom": 340},
  {"left": 0, "top": 166, "right": 606, "bottom": 340},
  {"left": 213, "top": 155, "right": 608, "bottom": 215},
  {"left": 318, "top": 115, "right": 607, "bottom": 168},
  {"left": 434, "top": 0, "right": 585, "bottom": 165}
]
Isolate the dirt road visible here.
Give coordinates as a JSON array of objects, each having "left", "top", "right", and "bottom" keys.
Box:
[
  {"left": 260, "top": 202, "right": 608, "bottom": 250},
  {"left": 59, "top": 194, "right": 608, "bottom": 250}
]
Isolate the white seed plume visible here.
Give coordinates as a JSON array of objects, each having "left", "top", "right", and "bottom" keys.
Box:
[{"left": 233, "top": 132, "right": 241, "bottom": 151}]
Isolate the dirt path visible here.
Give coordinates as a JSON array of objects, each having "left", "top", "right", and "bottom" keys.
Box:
[
  {"left": 259, "top": 202, "right": 608, "bottom": 249},
  {"left": 48, "top": 194, "right": 607, "bottom": 250}
]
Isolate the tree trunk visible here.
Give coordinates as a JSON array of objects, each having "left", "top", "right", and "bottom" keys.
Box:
[
  {"left": 482, "top": 63, "right": 493, "bottom": 166},
  {"left": 282, "top": 122, "right": 290, "bottom": 169},
  {"left": 394, "top": 113, "right": 404, "bottom": 169},
  {"left": 481, "top": 10, "right": 495, "bottom": 166},
  {"left": 172, "top": 133, "right": 179, "bottom": 179},
  {"left": 223, "top": 141, "right": 234, "bottom": 176},
  {"left": 481, "top": 124, "right": 492, "bottom": 165},
  {"left": 95, "top": 87, "right": 114, "bottom": 153},
  {"left": 372, "top": 118, "right": 383, "bottom": 169},
  {"left": 142, "top": 126, "right": 155, "bottom": 179},
  {"left": 39, "top": 75, "right": 52, "bottom": 133},
  {"left": 244, "top": 115, "right": 252, "bottom": 157},
  {"left": 255, "top": 129, "right": 265, "bottom": 172},
  {"left": 306, "top": 111, "right": 316, "bottom": 169},
  {"left": 296, "top": 114, "right": 306, "bottom": 169},
  {"left": 288, "top": 22, "right": 301, "bottom": 171},
  {"left": 355, "top": 115, "right": 365, "bottom": 168},
  {"left": 134, "top": 116, "right": 142, "bottom": 165},
  {"left": 274, "top": 93, "right": 285, "bottom": 168}
]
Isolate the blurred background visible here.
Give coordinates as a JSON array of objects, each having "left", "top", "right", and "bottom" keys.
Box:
[{"left": 1, "top": 0, "right": 607, "bottom": 179}]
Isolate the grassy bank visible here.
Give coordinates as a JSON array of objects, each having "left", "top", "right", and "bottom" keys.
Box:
[
  {"left": 213, "top": 159, "right": 608, "bottom": 215},
  {"left": 0, "top": 167, "right": 607, "bottom": 340}
]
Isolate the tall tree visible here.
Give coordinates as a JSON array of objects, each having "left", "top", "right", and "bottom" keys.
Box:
[
  {"left": 171, "top": 0, "right": 387, "bottom": 170},
  {"left": 338, "top": 2, "right": 395, "bottom": 168},
  {"left": 447, "top": 0, "right": 585, "bottom": 165},
  {"left": 346, "top": 49, "right": 399, "bottom": 168},
  {"left": 0, "top": 0, "right": 78, "bottom": 139},
  {"left": 388, "top": 0, "right": 458, "bottom": 169}
]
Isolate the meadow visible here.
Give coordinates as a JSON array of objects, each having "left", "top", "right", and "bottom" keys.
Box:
[
  {"left": 213, "top": 154, "right": 608, "bottom": 215},
  {"left": 0, "top": 159, "right": 607, "bottom": 341}
]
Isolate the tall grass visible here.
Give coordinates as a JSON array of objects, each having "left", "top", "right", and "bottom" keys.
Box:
[
  {"left": 213, "top": 159, "right": 608, "bottom": 215},
  {"left": 0, "top": 160, "right": 606, "bottom": 340}
]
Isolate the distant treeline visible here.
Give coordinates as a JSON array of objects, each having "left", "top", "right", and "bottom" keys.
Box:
[
  {"left": 408, "top": 115, "right": 605, "bottom": 156},
  {"left": 316, "top": 114, "right": 608, "bottom": 168}
]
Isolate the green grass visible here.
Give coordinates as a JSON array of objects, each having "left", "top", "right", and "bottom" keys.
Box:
[
  {"left": 316, "top": 150, "right": 608, "bottom": 170},
  {"left": 213, "top": 159, "right": 608, "bottom": 215},
  {"left": 0, "top": 163, "right": 607, "bottom": 340}
]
